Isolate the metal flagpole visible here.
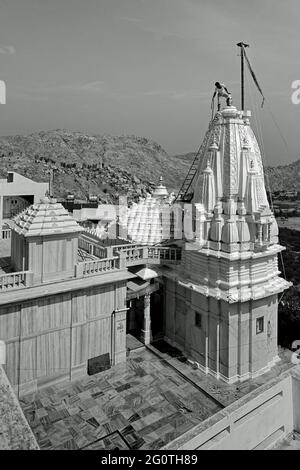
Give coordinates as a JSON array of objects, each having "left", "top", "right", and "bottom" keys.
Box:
[{"left": 237, "top": 42, "right": 249, "bottom": 111}]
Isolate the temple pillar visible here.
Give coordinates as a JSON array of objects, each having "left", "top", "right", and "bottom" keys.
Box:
[
  {"left": 257, "top": 224, "right": 263, "bottom": 245},
  {"left": 141, "top": 293, "right": 152, "bottom": 345}
]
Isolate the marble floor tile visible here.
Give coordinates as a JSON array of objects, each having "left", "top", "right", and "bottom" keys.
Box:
[{"left": 22, "top": 348, "right": 221, "bottom": 450}]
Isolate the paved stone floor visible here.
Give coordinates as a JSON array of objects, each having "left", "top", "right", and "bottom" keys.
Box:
[
  {"left": 149, "top": 341, "right": 296, "bottom": 408},
  {"left": 126, "top": 333, "right": 144, "bottom": 351},
  {"left": 20, "top": 348, "right": 221, "bottom": 450}
]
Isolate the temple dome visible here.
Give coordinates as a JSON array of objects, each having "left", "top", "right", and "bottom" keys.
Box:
[
  {"left": 118, "top": 177, "right": 172, "bottom": 245},
  {"left": 126, "top": 195, "right": 166, "bottom": 245}
]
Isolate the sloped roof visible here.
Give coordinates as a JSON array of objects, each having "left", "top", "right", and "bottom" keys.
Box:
[
  {"left": 12, "top": 197, "right": 83, "bottom": 237},
  {"left": 131, "top": 266, "right": 158, "bottom": 280}
]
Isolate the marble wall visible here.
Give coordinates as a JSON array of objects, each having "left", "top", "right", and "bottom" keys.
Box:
[
  {"left": 0, "top": 281, "right": 128, "bottom": 396},
  {"left": 164, "top": 278, "right": 279, "bottom": 383}
]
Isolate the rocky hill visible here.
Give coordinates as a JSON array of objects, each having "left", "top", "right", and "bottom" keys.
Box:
[
  {"left": 0, "top": 129, "right": 298, "bottom": 202},
  {"left": 173, "top": 152, "right": 300, "bottom": 193},
  {"left": 264, "top": 160, "right": 300, "bottom": 192},
  {"left": 0, "top": 130, "right": 191, "bottom": 203}
]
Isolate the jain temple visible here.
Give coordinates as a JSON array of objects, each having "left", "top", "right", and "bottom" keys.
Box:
[{"left": 1, "top": 104, "right": 300, "bottom": 450}]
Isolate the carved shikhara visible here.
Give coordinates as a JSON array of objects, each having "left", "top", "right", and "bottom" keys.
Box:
[
  {"left": 164, "top": 105, "right": 292, "bottom": 383},
  {"left": 192, "top": 107, "right": 270, "bottom": 226}
]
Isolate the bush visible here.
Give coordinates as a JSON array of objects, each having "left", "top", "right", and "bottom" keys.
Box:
[{"left": 278, "top": 287, "right": 300, "bottom": 348}]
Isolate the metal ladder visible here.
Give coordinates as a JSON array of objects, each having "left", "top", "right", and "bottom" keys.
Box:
[{"left": 174, "top": 129, "right": 210, "bottom": 202}]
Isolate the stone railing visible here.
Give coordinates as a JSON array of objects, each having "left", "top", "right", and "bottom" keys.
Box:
[
  {"left": 92, "top": 244, "right": 108, "bottom": 259},
  {"left": 79, "top": 231, "right": 140, "bottom": 259},
  {"left": 112, "top": 243, "right": 142, "bottom": 255},
  {"left": 78, "top": 235, "right": 107, "bottom": 259},
  {"left": 115, "top": 246, "right": 182, "bottom": 266},
  {"left": 116, "top": 246, "right": 146, "bottom": 266},
  {"left": 3, "top": 202, "right": 30, "bottom": 220},
  {"left": 0, "top": 248, "right": 181, "bottom": 289},
  {"left": 75, "top": 257, "right": 119, "bottom": 277},
  {"left": 0, "top": 271, "right": 33, "bottom": 291},
  {"left": 75, "top": 246, "right": 182, "bottom": 278},
  {"left": 148, "top": 246, "right": 182, "bottom": 262},
  {"left": 1, "top": 228, "right": 11, "bottom": 240}
]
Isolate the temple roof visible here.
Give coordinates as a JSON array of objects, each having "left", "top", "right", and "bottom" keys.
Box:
[{"left": 12, "top": 197, "right": 83, "bottom": 237}]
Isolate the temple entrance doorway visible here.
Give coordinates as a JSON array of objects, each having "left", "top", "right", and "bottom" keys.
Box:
[
  {"left": 126, "top": 297, "right": 145, "bottom": 351},
  {"left": 150, "top": 290, "right": 164, "bottom": 341},
  {"left": 125, "top": 284, "right": 164, "bottom": 352}
]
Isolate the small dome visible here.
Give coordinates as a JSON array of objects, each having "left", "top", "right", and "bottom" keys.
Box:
[{"left": 152, "top": 176, "right": 169, "bottom": 199}]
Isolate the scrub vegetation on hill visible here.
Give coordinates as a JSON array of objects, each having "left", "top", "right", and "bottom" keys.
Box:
[
  {"left": 0, "top": 130, "right": 299, "bottom": 202},
  {"left": 278, "top": 228, "right": 300, "bottom": 348}
]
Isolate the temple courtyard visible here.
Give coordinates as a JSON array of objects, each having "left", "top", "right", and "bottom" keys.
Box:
[
  {"left": 20, "top": 346, "right": 222, "bottom": 450},
  {"left": 19, "top": 338, "right": 296, "bottom": 450}
]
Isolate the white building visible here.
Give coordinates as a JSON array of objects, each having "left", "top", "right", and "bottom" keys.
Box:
[{"left": 0, "top": 171, "right": 48, "bottom": 229}]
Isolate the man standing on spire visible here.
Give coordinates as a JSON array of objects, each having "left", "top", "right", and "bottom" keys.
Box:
[{"left": 212, "top": 82, "right": 232, "bottom": 111}]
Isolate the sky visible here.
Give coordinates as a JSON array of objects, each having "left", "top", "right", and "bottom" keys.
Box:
[{"left": 0, "top": 0, "right": 299, "bottom": 165}]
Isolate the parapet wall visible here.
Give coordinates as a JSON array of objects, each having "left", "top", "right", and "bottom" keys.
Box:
[{"left": 164, "top": 365, "right": 300, "bottom": 450}]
